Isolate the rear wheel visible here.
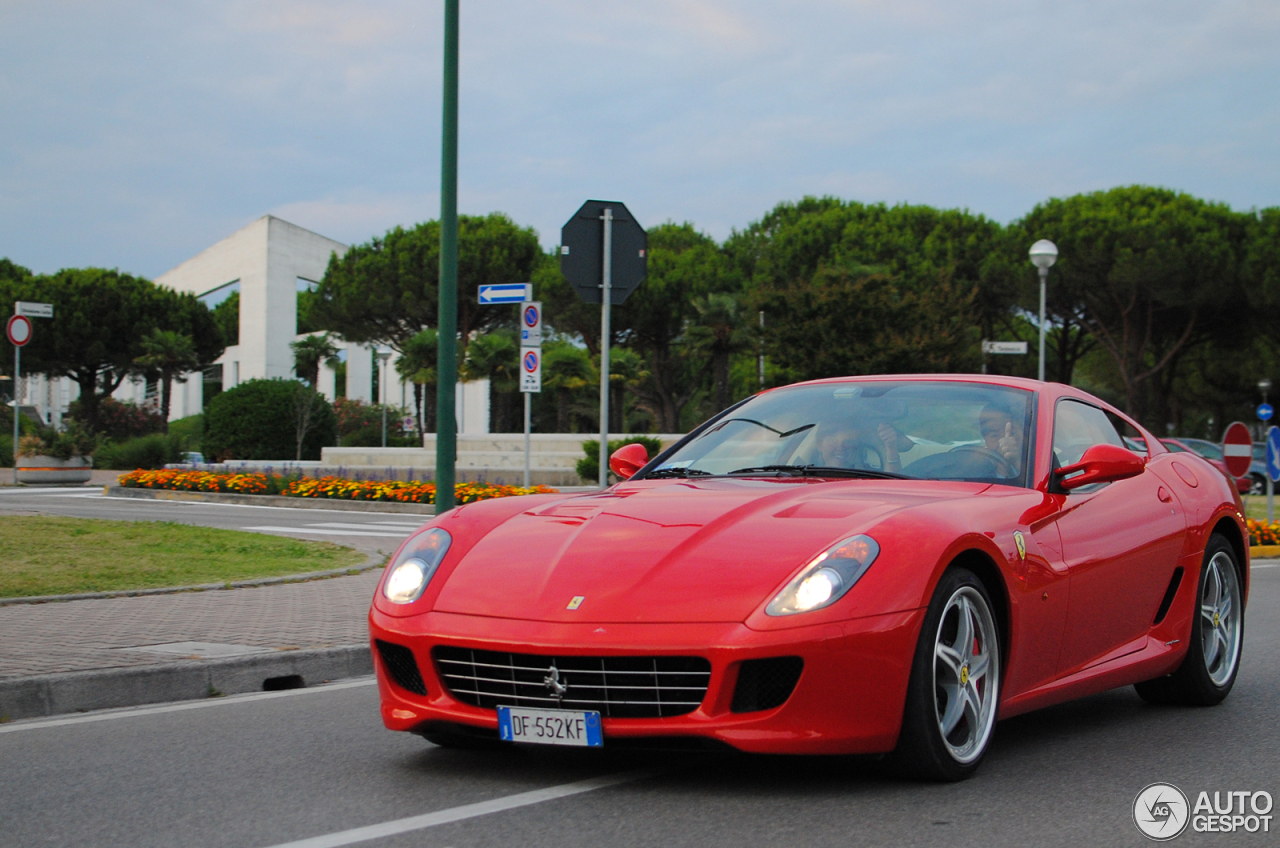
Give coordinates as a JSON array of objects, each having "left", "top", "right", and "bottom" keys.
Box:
[
  {"left": 1135, "top": 535, "right": 1243, "bottom": 706},
  {"left": 888, "top": 567, "right": 1001, "bottom": 781}
]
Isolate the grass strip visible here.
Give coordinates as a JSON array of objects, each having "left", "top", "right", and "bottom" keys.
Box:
[{"left": 0, "top": 516, "right": 366, "bottom": 598}]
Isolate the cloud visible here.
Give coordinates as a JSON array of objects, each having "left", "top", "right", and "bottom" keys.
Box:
[{"left": 0, "top": 0, "right": 1277, "bottom": 277}]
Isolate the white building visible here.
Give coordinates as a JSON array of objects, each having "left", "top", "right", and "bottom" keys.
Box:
[{"left": 18, "top": 214, "right": 490, "bottom": 434}]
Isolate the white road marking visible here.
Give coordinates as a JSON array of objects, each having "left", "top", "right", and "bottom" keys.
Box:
[
  {"left": 307, "top": 522, "right": 420, "bottom": 531},
  {"left": 245, "top": 526, "right": 411, "bottom": 538},
  {"left": 0, "top": 678, "right": 378, "bottom": 734},
  {"left": 258, "top": 770, "right": 660, "bottom": 848}
]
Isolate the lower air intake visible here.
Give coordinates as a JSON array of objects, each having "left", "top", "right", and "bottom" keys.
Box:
[
  {"left": 376, "top": 639, "right": 427, "bottom": 696},
  {"left": 731, "top": 656, "right": 804, "bottom": 713}
]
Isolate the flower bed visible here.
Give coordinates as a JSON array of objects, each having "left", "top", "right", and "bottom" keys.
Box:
[
  {"left": 1248, "top": 519, "right": 1280, "bottom": 548},
  {"left": 117, "top": 469, "right": 555, "bottom": 504}
]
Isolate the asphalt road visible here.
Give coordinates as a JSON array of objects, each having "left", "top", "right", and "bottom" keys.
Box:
[
  {"left": 3, "top": 566, "right": 1277, "bottom": 848},
  {"left": 0, "top": 487, "right": 426, "bottom": 556}
]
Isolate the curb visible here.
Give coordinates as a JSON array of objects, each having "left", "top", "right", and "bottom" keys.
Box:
[
  {"left": 0, "top": 553, "right": 388, "bottom": 607},
  {"left": 1251, "top": 545, "right": 1280, "bottom": 558},
  {"left": 104, "top": 486, "right": 437, "bottom": 515},
  {"left": 0, "top": 645, "right": 373, "bottom": 722}
]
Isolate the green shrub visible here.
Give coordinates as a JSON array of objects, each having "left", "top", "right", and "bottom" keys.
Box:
[
  {"left": 0, "top": 434, "right": 11, "bottom": 468},
  {"left": 94, "top": 434, "right": 183, "bottom": 470},
  {"left": 577, "top": 435, "right": 664, "bottom": 483},
  {"left": 67, "top": 397, "right": 165, "bottom": 440},
  {"left": 202, "top": 379, "right": 337, "bottom": 461},
  {"left": 168, "top": 414, "right": 204, "bottom": 450}
]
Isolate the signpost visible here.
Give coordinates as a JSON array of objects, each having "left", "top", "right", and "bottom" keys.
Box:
[
  {"left": 1258, "top": 403, "right": 1274, "bottom": 423},
  {"left": 1266, "top": 425, "right": 1279, "bottom": 523},
  {"left": 520, "top": 301, "right": 542, "bottom": 346},
  {"left": 561, "top": 200, "right": 647, "bottom": 487},
  {"left": 8, "top": 303, "right": 52, "bottom": 484},
  {"left": 979, "top": 340, "right": 1027, "bottom": 374},
  {"left": 519, "top": 338, "right": 541, "bottom": 488},
  {"left": 1222, "top": 421, "right": 1253, "bottom": 479},
  {"left": 478, "top": 283, "right": 532, "bottom": 305}
]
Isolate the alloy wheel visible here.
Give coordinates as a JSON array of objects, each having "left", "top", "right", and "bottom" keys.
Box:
[
  {"left": 932, "top": 586, "right": 1000, "bottom": 764},
  {"left": 1201, "top": 551, "right": 1242, "bottom": 688}
]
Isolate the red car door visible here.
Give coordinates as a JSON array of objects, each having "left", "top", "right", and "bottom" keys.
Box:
[{"left": 1049, "top": 400, "right": 1187, "bottom": 676}]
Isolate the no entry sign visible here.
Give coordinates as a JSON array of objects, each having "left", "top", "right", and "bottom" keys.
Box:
[
  {"left": 6, "top": 314, "right": 32, "bottom": 347},
  {"left": 1222, "top": 421, "right": 1253, "bottom": 477}
]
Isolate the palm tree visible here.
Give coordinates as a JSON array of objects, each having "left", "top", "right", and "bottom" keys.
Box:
[
  {"left": 461, "top": 330, "right": 519, "bottom": 432},
  {"left": 543, "top": 341, "right": 594, "bottom": 432},
  {"left": 134, "top": 329, "right": 200, "bottom": 428},
  {"left": 689, "top": 293, "right": 748, "bottom": 413},
  {"left": 396, "top": 328, "right": 438, "bottom": 437},
  {"left": 290, "top": 333, "right": 342, "bottom": 388}
]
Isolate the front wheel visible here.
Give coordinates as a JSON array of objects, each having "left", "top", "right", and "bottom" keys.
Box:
[
  {"left": 888, "top": 567, "right": 1002, "bottom": 781},
  {"left": 1135, "top": 535, "right": 1244, "bottom": 706}
]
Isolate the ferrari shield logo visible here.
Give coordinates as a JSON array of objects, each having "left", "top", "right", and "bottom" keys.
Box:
[
  {"left": 1013, "top": 531, "right": 1026, "bottom": 560},
  {"left": 567, "top": 595, "right": 585, "bottom": 610}
]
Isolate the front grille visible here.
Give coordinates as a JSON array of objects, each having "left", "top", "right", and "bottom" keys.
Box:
[
  {"left": 731, "top": 656, "right": 804, "bottom": 713},
  {"left": 432, "top": 646, "right": 711, "bottom": 718},
  {"left": 376, "top": 639, "right": 427, "bottom": 695}
]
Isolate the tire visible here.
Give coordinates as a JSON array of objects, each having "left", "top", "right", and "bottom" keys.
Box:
[
  {"left": 1135, "top": 534, "right": 1244, "bottom": 706},
  {"left": 1249, "top": 475, "right": 1265, "bottom": 496},
  {"left": 888, "top": 567, "right": 1002, "bottom": 781}
]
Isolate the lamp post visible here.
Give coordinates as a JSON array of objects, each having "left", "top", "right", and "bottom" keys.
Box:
[
  {"left": 1028, "top": 239, "right": 1058, "bottom": 382},
  {"left": 377, "top": 348, "right": 392, "bottom": 448},
  {"left": 1261, "top": 379, "right": 1272, "bottom": 407}
]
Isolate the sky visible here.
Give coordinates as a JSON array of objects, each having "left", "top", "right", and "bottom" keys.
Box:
[{"left": 2, "top": 0, "right": 1278, "bottom": 279}]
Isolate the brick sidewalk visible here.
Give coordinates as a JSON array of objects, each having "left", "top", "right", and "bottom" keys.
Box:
[{"left": 0, "top": 571, "right": 380, "bottom": 679}]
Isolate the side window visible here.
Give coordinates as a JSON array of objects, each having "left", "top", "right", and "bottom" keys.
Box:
[{"left": 1052, "top": 400, "right": 1124, "bottom": 468}]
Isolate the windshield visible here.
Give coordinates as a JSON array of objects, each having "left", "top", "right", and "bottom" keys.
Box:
[{"left": 649, "top": 380, "right": 1035, "bottom": 486}]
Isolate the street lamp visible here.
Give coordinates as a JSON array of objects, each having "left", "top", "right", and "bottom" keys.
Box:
[
  {"left": 1260, "top": 379, "right": 1272, "bottom": 406},
  {"left": 1029, "top": 239, "right": 1059, "bottom": 382},
  {"left": 377, "top": 348, "right": 393, "bottom": 448}
]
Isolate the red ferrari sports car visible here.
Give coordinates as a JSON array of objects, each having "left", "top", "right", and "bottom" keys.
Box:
[{"left": 369, "top": 375, "right": 1248, "bottom": 780}]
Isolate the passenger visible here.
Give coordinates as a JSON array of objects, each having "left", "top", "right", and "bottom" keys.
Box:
[
  {"left": 814, "top": 419, "right": 913, "bottom": 472},
  {"left": 978, "top": 403, "right": 1024, "bottom": 473}
]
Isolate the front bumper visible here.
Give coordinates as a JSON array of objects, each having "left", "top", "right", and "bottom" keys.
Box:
[{"left": 369, "top": 606, "right": 924, "bottom": 755}]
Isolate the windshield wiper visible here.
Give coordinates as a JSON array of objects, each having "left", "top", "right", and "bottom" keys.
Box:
[
  {"left": 726, "top": 464, "right": 909, "bottom": 480},
  {"left": 643, "top": 466, "right": 713, "bottom": 479}
]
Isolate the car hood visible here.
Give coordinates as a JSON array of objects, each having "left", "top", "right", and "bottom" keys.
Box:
[{"left": 432, "top": 477, "right": 987, "bottom": 624}]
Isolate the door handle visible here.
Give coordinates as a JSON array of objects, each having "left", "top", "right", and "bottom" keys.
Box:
[{"left": 1157, "top": 486, "right": 1173, "bottom": 503}]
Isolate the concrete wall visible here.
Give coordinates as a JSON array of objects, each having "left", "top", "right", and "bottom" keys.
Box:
[{"left": 154, "top": 215, "right": 348, "bottom": 420}]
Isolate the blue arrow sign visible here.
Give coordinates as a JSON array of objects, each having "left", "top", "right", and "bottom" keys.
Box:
[
  {"left": 1267, "top": 426, "right": 1280, "bottom": 482},
  {"left": 1259, "top": 403, "right": 1274, "bottom": 422},
  {"left": 478, "top": 283, "right": 532, "bottom": 304}
]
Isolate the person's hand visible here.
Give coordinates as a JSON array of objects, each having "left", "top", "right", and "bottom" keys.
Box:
[
  {"left": 997, "top": 421, "right": 1019, "bottom": 462},
  {"left": 877, "top": 422, "right": 902, "bottom": 468}
]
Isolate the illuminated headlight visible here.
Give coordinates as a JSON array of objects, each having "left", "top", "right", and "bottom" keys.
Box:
[
  {"left": 382, "top": 528, "right": 452, "bottom": 604},
  {"left": 766, "top": 535, "right": 880, "bottom": 616}
]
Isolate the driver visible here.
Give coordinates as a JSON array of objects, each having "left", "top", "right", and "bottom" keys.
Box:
[
  {"left": 978, "top": 403, "right": 1024, "bottom": 473},
  {"left": 814, "top": 419, "right": 913, "bottom": 472}
]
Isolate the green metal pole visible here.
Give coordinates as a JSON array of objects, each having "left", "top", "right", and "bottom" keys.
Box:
[{"left": 435, "top": 0, "right": 459, "bottom": 513}]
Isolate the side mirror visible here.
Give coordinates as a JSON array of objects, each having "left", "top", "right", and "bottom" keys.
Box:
[
  {"left": 608, "top": 443, "right": 650, "bottom": 480},
  {"left": 1055, "top": 443, "right": 1145, "bottom": 490}
]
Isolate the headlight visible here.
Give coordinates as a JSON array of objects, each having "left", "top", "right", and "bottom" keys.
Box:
[
  {"left": 382, "top": 528, "right": 452, "bottom": 604},
  {"left": 766, "top": 535, "right": 880, "bottom": 616}
]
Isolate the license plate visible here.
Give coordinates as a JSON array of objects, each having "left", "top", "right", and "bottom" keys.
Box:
[{"left": 497, "top": 706, "right": 603, "bottom": 747}]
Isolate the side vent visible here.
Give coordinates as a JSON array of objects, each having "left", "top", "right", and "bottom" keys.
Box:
[
  {"left": 376, "top": 639, "right": 427, "bottom": 695},
  {"left": 731, "top": 657, "right": 804, "bottom": 713},
  {"left": 1153, "top": 567, "right": 1185, "bottom": 626}
]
